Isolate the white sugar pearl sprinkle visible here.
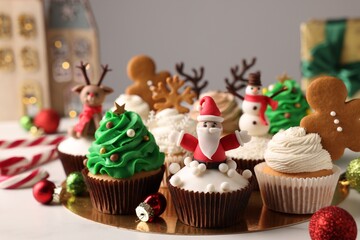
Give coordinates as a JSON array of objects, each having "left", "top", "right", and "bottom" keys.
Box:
[
  {"left": 169, "top": 163, "right": 181, "bottom": 174},
  {"left": 184, "top": 157, "right": 192, "bottom": 166},
  {"left": 206, "top": 184, "right": 215, "bottom": 193},
  {"left": 330, "top": 111, "right": 336, "bottom": 116},
  {"left": 127, "top": 129, "right": 135, "bottom": 137},
  {"left": 198, "top": 164, "right": 206, "bottom": 172},
  {"left": 337, "top": 127, "right": 343, "bottom": 132},
  {"left": 242, "top": 169, "right": 253, "bottom": 179},
  {"left": 334, "top": 119, "right": 340, "bottom": 124},
  {"left": 190, "top": 161, "right": 199, "bottom": 168}
]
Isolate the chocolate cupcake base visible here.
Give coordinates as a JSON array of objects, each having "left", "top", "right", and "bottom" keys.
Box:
[
  {"left": 167, "top": 177, "right": 253, "bottom": 228},
  {"left": 82, "top": 165, "right": 165, "bottom": 215},
  {"left": 57, "top": 149, "right": 86, "bottom": 176},
  {"left": 233, "top": 158, "right": 264, "bottom": 190}
]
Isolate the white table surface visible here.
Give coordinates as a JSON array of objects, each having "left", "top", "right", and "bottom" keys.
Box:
[{"left": 0, "top": 120, "right": 359, "bottom": 240}]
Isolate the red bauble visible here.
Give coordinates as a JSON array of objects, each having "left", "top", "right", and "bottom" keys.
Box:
[
  {"left": 309, "top": 206, "right": 357, "bottom": 240},
  {"left": 136, "top": 192, "right": 167, "bottom": 222},
  {"left": 32, "top": 179, "right": 56, "bottom": 204},
  {"left": 34, "top": 109, "right": 60, "bottom": 134}
]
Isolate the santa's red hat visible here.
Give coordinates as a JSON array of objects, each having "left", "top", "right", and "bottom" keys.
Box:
[{"left": 197, "top": 96, "right": 224, "bottom": 122}]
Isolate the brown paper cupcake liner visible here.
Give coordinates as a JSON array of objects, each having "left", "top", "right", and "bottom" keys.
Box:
[
  {"left": 255, "top": 162, "right": 341, "bottom": 214},
  {"left": 82, "top": 165, "right": 165, "bottom": 215},
  {"left": 57, "top": 148, "right": 86, "bottom": 176},
  {"left": 232, "top": 158, "right": 264, "bottom": 190},
  {"left": 167, "top": 177, "right": 253, "bottom": 228}
]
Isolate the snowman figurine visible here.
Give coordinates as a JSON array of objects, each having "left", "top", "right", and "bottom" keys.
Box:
[{"left": 239, "top": 72, "right": 278, "bottom": 136}]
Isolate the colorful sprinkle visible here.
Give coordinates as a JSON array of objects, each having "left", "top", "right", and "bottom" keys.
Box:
[
  {"left": 127, "top": 129, "right": 135, "bottom": 137},
  {"left": 106, "top": 121, "right": 113, "bottom": 129},
  {"left": 110, "top": 154, "right": 119, "bottom": 162},
  {"left": 100, "top": 147, "right": 106, "bottom": 154}
]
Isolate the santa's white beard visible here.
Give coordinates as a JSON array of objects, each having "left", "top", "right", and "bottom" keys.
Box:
[{"left": 197, "top": 127, "right": 222, "bottom": 160}]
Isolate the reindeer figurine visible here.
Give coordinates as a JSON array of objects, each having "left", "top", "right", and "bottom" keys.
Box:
[{"left": 69, "top": 62, "right": 114, "bottom": 138}]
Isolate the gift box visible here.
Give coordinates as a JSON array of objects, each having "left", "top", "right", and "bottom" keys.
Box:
[{"left": 301, "top": 18, "right": 360, "bottom": 98}]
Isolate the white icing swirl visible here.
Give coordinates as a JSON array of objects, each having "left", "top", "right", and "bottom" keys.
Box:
[
  {"left": 226, "top": 135, "right": 271, "bottom": 160},
  {"left": 147, "top": 109, "right": 197, "bottom": 154},
  {"left": 264, "top": 127, "right": 332, "bottom": 173},
  {"left": 114, "top": 94, "right": 150, "bottom": 121}
]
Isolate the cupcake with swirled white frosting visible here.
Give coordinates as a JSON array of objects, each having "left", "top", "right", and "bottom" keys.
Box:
[
  {"left": 147, "top": 108, "right": 197, "bottom": 186},
  {"left": 254, "top": 127, "right": 341, "bottom": 214}
]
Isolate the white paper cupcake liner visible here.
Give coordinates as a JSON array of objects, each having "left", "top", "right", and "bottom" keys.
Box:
[{"left": 254, "top": 162, "right": 341, "bottom": 214}]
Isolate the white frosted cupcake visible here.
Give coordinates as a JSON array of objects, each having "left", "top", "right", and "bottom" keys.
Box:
[
  {"left": 147, "top": 108, "right": 196, "bottom": 186},
  {"left": 254, "top": 127, "right": 341, "bottom": 214},
  {"left": 168, "top": 158, "right": 253, "bottom": 228},
  {"left": 57, "top": 137, "right": 92, "bottom": 175},
  {"left": 114, "top": 94, "right": 150, "bottom": 122},
  {"left": 226, "top": 135, "right": 271, "bottom": 189}
]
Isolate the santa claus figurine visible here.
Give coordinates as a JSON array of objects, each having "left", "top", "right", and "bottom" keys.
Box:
[{"left": 170, "top": 96, "right": 251, "bottom": 169}]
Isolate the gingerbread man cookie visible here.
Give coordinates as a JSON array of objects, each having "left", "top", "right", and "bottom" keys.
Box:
[
  {"left": 300, "top": 76, "right": 360, "bottom": 160},
  {"left": 126, "top": 55, "right": 171, "bottom": 110}
]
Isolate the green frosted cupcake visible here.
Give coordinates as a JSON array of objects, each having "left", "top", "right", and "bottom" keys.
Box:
[
  {"left": 82, "top": 104, "right": 165, "bottom": 215},
  {"left": 265, "top": 79, "right": 309, "bottom": 134}
]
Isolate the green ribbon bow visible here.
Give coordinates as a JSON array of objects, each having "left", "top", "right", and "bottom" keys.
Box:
[{"left": 301, "top": 19, "right": 360, "bottom": 97}]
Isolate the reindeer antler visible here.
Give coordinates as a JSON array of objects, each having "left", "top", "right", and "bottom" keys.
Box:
[
  {"left": 77, "top": 61, "right": 91, "bottom": 85},
  {"left": 98, "top": 64, "right": 112, "bottom": 86},
  {"left": 151, "top": 75, "right": 196, "bottom": 113},
  {"left": 175, "top": 62, "right": 208, "bottom": 98},
  {"left": 225, "top": 57, "right": 257, "bottom": 100}
]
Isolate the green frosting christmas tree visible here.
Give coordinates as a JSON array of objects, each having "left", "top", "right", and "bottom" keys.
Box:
[
  {"left": 86, "top": 103, "right": 164, "bottom": 178},
  {"left": 265, "top": 75, "right": 310, "bottom": 134}
]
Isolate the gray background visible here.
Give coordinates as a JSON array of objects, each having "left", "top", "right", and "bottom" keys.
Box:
[{"left": 89, "top": 0, "right": 360, "bottom": 100}]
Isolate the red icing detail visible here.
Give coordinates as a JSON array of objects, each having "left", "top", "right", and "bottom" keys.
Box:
[
  {"left": 244, "top": 94, "right": 278, "bottom": 126},
  {"left": 180, "top": 133, "right": 240, "bottom": 163},
  {"left": 179, "top": 134, "right": 198, "bottom": 152},
  {"left": 199, "top": 96, "right": 222, "bottom": 118},
  {"left": 74, "top": 105, "right": 102, "bottom": 133}
]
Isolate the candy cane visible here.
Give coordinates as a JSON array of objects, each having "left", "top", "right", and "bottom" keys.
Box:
[
  {"left": 0, "top": 168, "right": 49, "bottom": 189},
  {"left": 0, "top": 135, "right": 65, "bottom": 149},
  {"left": 0, "top": 147, "right": 58, "bottom": 176}
]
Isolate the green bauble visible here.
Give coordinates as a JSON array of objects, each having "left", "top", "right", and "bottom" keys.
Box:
[
  {"left": 20, "top": 116, "right": 33, "bottom": 131},
  {"left": 346, "top": 158, "right": 360, "bottom": 192},
  {"left": 66, "top": 172, "right": 87, "bottom": 196}
]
